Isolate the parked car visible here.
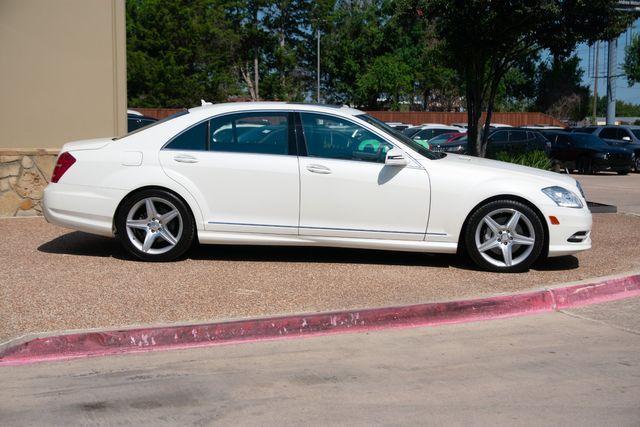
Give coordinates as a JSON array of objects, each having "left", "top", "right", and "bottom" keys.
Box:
[
  {"left": 545, "top": 132, "right": 633, "bottom": 175},
  {"left": 427, "top": 132, "right": 466, "bottom": 145},
  {"left": 429, "top": 128, "right": 550, "bottom": 155},
  {"left": 127, "top": 112, "right": 157, "bottom": 132},
  {"left": 403, "top": 125, "right": 466, "bottom": 149},
  {"left": 572, "top": 126, "right": 640, "bottom": 171},
  {"left": 43, "top": 102, "right": 591, "bottom": 272},
  {"left": 384, "top": 122, "right": 412, "bottom": 131}
]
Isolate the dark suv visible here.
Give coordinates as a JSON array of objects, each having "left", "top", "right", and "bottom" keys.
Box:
[
  {"left": 545, "top": 131, "right": 633, "bottom": 175},
  {"left": 430, "top": 128, "right": 550, "bottom": 155},
  {"left": 573, "top": 126, "right": 640, "bottom": 171}
]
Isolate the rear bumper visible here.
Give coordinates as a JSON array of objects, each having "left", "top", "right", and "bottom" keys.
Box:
[
  {"left": 543, "top": 204, "right": 592, "bottom": 257},
  {"left": 42, "top": 183, "right": 126, "bottom": 237}
]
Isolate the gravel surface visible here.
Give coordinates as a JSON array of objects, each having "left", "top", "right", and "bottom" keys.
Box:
[{"left": 2, "top": 214, "right": 639, "bottom": 343}]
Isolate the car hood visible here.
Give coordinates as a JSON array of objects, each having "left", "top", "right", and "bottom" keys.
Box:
[
  {"left": 62, "top": 138, "right": 112, "bottom": 152},
  {"left": 429, "top": 153, "right": 577, "bottom": 187}
]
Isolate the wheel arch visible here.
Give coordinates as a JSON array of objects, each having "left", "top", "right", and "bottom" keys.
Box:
[
  {"left": 112, "top": 185, "right": 200, "bottom": 239},
  {"left": 457, "top": 194, "right": 549, "bottom": 258}
]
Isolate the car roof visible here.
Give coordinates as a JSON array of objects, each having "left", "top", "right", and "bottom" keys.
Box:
[{"left": 187, "top": 102, "right": 365, "bottom": 119}]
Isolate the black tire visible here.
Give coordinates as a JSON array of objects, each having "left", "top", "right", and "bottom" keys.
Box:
[
  {"left": 576, "top": 156, "right": 593, "bottom": 175},
  {"left": 634, "top": 156, "right": 640, "bottom": 173},
  {"left": 464, "top": 199, "right": 545, "bottom": 273},
  {"left": 617, "top": 169, "right": 630, "bottom": 175},
  {"left": 116, "top": 189, "right": 195, "bottom": 261}
]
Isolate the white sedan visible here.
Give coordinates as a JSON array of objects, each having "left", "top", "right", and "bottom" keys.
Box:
[{"left": 43, "top": 102, "right": 592, "bottom": 272}]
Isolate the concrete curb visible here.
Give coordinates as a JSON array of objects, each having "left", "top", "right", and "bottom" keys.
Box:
[{"left": 2, "top": 273, "right": 639, "bottom": 366}]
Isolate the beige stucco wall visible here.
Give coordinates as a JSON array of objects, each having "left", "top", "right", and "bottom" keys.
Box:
[{"left": 0, "top": 0, "right": 127, "bottom": 149}]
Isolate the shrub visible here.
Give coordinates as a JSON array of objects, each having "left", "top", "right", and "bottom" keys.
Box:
[{"left": 494, "top": 150, "right": 552, "bottom": 170}]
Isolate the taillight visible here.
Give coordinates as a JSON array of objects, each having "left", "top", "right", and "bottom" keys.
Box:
[{"left": 51, "top": 152, "right": 76, "bottom": 183}]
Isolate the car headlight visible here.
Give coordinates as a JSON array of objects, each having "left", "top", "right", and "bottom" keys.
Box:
[
  {"left": 575, "top": 180, "right": 586, "bottom": 199},
  {"left": 445, "top": 145, "right": 464, "bottom": 153},
  {"left": 542, "top": 186, "right": 583, "bottom": 208}
]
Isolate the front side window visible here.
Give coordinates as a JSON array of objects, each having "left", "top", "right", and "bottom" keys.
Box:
[
  {"left": 489, "top": 131, "right": 508, "bottom": 143},
  {"left": 209, "top": 113, "right": 290, "bottom": 155},
  {"left": 599, "top": 127, "right": 618, "bottom": 139},
  {"left": 300, "top": 113, "right": 392, "bottom": 163}
]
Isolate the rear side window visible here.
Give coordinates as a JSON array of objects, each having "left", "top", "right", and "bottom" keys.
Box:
[
  {"left": 489, "top": 131, "right": 508, "bottom": 142},
  {"left": 165, "top": 121, "right": 207, "bottom": 151},
  {"left": 508, "top": 130, "right": 527, "bottom": 143},
  {"left": 209, "top": 113, "right": 290, "bottom": 155}
]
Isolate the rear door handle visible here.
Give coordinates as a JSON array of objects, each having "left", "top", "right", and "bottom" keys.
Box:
[
  {"left": 174, "top": 154, "right": 199, "bottom": 164},
  {"left": 306, "top": 164, "right": 331, "bottom": 174}
]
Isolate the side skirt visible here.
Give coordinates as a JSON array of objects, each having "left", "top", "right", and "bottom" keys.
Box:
[{"left": 197, "top": 231, "right": 458, "bottom": 254}]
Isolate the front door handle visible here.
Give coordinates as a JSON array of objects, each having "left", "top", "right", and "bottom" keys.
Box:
[
  {"left": 174, "top": 154, "right": 199, "bottom": 164},
  {"left": 306, "top": 164, "right": 331, "bottom": 174}
]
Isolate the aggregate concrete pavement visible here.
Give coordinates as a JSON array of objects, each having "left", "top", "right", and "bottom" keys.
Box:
[
  {"left": 2, "top": 213, "right": 640, "bottom": 344},
  {"left": 2, "top": 297, "right": 639, "bottom": 426},
  {"left": 577, "top": 172, "right": 640, "bottom": 215}
]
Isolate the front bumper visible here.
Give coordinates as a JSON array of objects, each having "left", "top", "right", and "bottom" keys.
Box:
[
  {"left": 42, "top": 183, "right": 127, "bottom": 237},
  {"left": 543, "top": 204, "right": 592, "bottom": 257}
]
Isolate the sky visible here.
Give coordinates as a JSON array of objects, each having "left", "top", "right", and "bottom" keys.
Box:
[{"left": 575, "top": 17, "right": 640, "bottom": 104}]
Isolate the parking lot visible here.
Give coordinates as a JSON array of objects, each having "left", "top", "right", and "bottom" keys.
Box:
[{"left": 1, "top": 174, "right": 639, "bottom": 345}]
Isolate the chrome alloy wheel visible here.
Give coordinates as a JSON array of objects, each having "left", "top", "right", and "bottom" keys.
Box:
[
  {"left": 125, "top": 197, "right": 183, "bottom": 255},
  {"left": 474, "top": 208, "right": 536, "bottom": 268}
]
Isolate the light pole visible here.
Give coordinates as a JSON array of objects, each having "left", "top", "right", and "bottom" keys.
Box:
[{"left": 316, "top": 25, "right": 321, "bottom": 103}]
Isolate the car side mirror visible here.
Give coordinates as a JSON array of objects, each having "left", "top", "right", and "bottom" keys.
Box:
[
  {"left": 385, "top": 148, "right": 408, "bottom": 166},
  {"left": 622, "top": 136, "right": 632, "bottom": 142}
]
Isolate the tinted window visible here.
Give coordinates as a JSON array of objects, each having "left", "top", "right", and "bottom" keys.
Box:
[
  {"left": 632, "top": 129, "right": 640, "bottom": 139},
  {"left": 301, "top": 113, "right": 392, "bottom": 163},
  {"left": 618, "top": 128, "right": 632, "bottom": 139},
  {"left": 508, "top": 130, "right": 527, "bottom": 143},
  {"left": 570, "top": 134, "right": 609, "bottom": 147},
  {"left": 599, "top": 127, "right": 618, "bottom": 139},
  {"left": 490, "top": 131, "right": 508, "bottom": 142},
  {"left": 209, "top": 113, "right": 290, "bottom": 155},
  {"left": 572, "top": 127, "right": 597, "bottom": 134},
  {"left": 166, "top": 121, "right": 207, "bottom": 151}
]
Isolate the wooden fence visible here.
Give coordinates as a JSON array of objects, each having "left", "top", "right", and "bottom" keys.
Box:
[{"left": 131, "top": 107, "right": 565, "bottom": 128}]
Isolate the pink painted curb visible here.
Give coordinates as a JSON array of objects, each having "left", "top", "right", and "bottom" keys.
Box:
[{"left": 2, "top": 273, "right": 639, "bottom": 366}]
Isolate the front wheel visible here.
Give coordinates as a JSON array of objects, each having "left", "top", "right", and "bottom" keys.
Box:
[
  {"left": 618, "top": 169, "right": 630, "bottom": 175},
  {"left": 464, "top": 200, "right": 545, "bottom": 273},
  {"left": 576, "top": 156, "right": 593, "bottom": 175},
  {"left": 116, "top": 189, "right": 195, "bottom": 261}
]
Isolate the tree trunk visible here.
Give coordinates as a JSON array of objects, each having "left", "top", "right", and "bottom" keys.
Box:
[
  {"left": 465, "top": 76, "right": 484, "bottom": 157},
  {"left": 253, "top": 52, "right": 259, "bottom": 101}
]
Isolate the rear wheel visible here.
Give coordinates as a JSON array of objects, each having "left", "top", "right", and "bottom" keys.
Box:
[
  {"left": 577, "top": 156, "right": 593, "bottom": 175},
  {"left": 116, "top": 189, "right": 195, "bottom": 261},
  {"left": 634, "top": 156, "right": 640, "bottom": 173},
  {"left": 464, "top": 200, "right": 545, "bottom": 273}
]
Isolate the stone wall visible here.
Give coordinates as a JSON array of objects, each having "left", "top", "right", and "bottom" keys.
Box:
[{"left": 0, "top": 149, "right": 58, "bottom": 217}]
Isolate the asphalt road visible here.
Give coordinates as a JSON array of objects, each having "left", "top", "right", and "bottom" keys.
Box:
[
  {"left": 577, "top": 172, "right": 640, "bottom": 215},
  {"left": 2, "top": 297, "right": 639, "bottom": 426}
]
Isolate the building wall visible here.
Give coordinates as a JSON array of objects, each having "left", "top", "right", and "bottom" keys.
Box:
[
  {"left": 0, "top": 0, "right": 127, "bottom": 148},
  {"left": 0, "top": 0, "right": 126, "bottom": 217}
]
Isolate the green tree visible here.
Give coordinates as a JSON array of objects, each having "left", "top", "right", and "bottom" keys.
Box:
[
  {"left": 623, "top": 34, "right": 640, "bottom": 87},
  {"left": 356, "top": 54, "right": 414, "bottom": 109},
  {"left": 533, "top": 55, "right": 590, "bottom": 121},
  {"left": 127, "top": 0, "right": 239, "bottom": 107},
  {"left": 422, "top": 0, "right": 631, "bottom": 157}
]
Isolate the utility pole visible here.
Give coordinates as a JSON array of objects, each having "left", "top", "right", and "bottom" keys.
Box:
[
  {"left": 316, "top": 26, "right": 321, "bottom": 104},
  {"left": 592, "top": 42, "right": 599, "bottom": 125},
  {"left": 606, "top": 38, "right": 617, "bottom": 125}
]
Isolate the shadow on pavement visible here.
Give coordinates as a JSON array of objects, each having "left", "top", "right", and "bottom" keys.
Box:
[{"left": 38, "top": 230, "right": 579, "bottom": 272}]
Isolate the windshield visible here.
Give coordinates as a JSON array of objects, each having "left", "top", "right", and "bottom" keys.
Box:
[
  {"left": 356, "top": 114, "right": 444, "bottom": 160},
  {"left": 632, "top": 129, "right": 640, "bottom": 139},
  {"left": 570, "top": 133, "right": 609, "bottom": 147},
  {"left": 116, "top": 110, "right": 189, "bottom": 140}
]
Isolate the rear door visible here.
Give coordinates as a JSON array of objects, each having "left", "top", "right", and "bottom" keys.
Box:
[{"left": 159, "top": 111, "right": 300, "bottom": 235}]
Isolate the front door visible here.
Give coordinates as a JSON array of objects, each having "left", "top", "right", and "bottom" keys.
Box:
[
  {"left": 159, "top": 111, "right": 300, "bottom": 235},
  {"left": 297, "top": 112, "right": 430, "bottom": 241}
]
